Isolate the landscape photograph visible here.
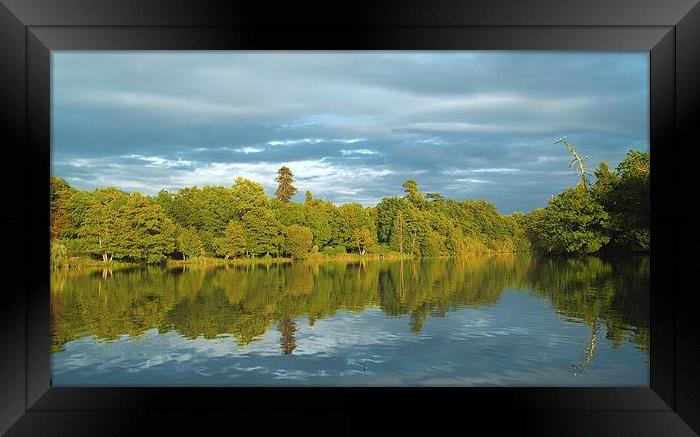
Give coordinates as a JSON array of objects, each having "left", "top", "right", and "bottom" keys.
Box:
[{"left": 50, "top": 51, "right": 650, "bottom": 386}]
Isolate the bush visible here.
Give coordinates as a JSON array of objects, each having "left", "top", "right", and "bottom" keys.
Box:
[{"left": 322, "top": 245, "right": 347, "bottom": 256}]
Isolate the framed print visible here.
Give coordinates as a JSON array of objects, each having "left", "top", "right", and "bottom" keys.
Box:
[{"left": 1, "top": 0, "right": 699, "bottom": 435}]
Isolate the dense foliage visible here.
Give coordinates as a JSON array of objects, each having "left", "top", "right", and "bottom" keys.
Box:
[
  {"left": 526, "top": 187, "right": 610, "bottom": 255},
  {"left": 526, "top": 149, "right": 650, "bottom": 254},
  {"left": 590, "top": 151, "right": 650, "bottom": 252},
  {"left": 50, "top": 170, "right": 528, "bottom": 263},
  {"left": 50, "top": 148, "right": 649, "bottom": 264}
]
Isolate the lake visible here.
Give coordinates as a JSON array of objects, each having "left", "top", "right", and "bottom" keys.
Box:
[{"left": 50, "top": 254, "right": 649, "bottom": 386}]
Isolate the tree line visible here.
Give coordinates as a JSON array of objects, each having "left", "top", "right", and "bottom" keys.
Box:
[{"left": 50, "top": 143, "right": 650, "bottom": 264}]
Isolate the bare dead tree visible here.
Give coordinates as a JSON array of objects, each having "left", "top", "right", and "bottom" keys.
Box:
[
  {"left": 573, "top": 320, "right": 598, "bottom": 377},
  {"left": 556, "top": 136, "right": 590, "bottom": 189}
]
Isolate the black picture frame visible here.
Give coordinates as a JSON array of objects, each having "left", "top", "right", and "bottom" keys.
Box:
[{"left": 1, "top": 1, "right": 698, "bottom": 435}]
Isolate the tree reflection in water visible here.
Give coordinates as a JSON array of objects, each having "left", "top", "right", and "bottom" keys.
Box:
[
  {"left": 50, "top": 255, "right": 649, "bottom": 364},
  {"left": 278, "top": 318, "right": 298, "bottom": 355}
]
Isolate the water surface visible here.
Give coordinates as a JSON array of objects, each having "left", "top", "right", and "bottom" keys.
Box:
[{"left": 50, "top": 255, "right": 649, "bottom": 386}]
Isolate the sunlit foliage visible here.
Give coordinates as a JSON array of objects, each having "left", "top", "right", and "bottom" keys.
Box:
[
  {"left": 526, "top": 149, "right": 650, "bottom": 255},
  {"left": 49, "top": 147, "right": 648, "bottom": 263},
  {"left": 526, "top": 187, "right": 609, "bottom": 255},
  {"left": 283, "top": 224, "right": 314, "bottom": 259},
  {"left": 275, "top": 166, "right": 298, "bottom": 202}
]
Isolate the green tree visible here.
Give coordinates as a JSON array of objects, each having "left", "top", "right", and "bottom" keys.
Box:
[
  {"left": 78, "top": 189, "right": 175, "bottom": 263},
  {"left": 527, "top": 187, "right": 609, "bottom": 254},
  {"left": 215, "top": 220, "right": 247, "bottom": 259},
  {"left": 78, "top": 188, "right": 129, "bottom": 262},
  {"left": 242, "top": 208, "right": 283, "bottom": 256},
  {"left": 284, "top": 224, "right": 313, "bottom": 259},
  {"left": 198, "top": 185, "right": 238, "bottom": 249},
  {"left": 177, "top": 227, "right": 204, "bottom": 259},
  {"left": 118, "top": 193, "right": 176, "bottom": 263},
  {"left": 591, "top": 162, "right": 619, "bottom": 202},
  {"left": 275, "top": 166, "right": 298, "bottom": 202},
  {"left": 390, "top": 211, "right": 406, "bottom": 253},
  {"left": 61, "top": 190, "right": 92, "bottom": 240},
  {"left": 335, "top": 203, "right": 374, "bottom": 250},
  {"left": 272, "top": 199, "right": 307, "bottom": 227},
  {"left": 162, "top": 186, "right": 206, "bottom": 230},
  {"left": 230, "top": 177, "right": 269, "bottom": 218},
  {"left": 155, "top": 189, "right": 174, "bottom": 215},
  {"left": 402, "top": 206, "right": 430, "bottom": 256},
  {"left": 353, "top": 228, "right": 375, "bottom": 255},
  {"left": 402, "top": 179, "right": 425, "bottom": 204},
  {"left": 592, "top": 150, "right": 650, "bottom": 252},
  {"left": 161, "top": 185, "right": 238, "bottom": 253},
  {"left": 50, "top": 176, "right": 74, "bottom": 240},
  {"left": 422, "top": 229, "right": 444, "bottom": 257},
  {"left": 445, "top": 226, "right": 465, "bottom": 256},
  {"left": 375, "top": 197, "right": 404, "bottom": 244},
  {"left": 305, "top": 197, "right": 335, "bottom": 249}
]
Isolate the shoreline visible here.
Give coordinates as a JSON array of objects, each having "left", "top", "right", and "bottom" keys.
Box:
[
  {"left": 51, "top": 250, "right": 647, "bottom": 270},
  {"left": 52, "top": 252, "right": 416, "bottom": 269},
  {"left": 51, "top": 251, "right": 523, "bottom": 269}
]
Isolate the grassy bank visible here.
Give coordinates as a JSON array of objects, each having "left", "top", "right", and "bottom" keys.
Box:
[
  {"left": 163, "top": 251, "right": 416, "bottom": 266},
  {"left": 167, "top": 256, "right": 292, "bottom": 266},
  {"left": 53, "top": 251, "right": 417, "bottom": 270},
  {"left": 51, "top": 256, "right": 140, "bottom": 270},
  {"left": 306, "top": 251, "right": 413, "bottom": 262}
]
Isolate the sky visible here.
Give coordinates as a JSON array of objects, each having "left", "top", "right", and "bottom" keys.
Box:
[{"left": 52, "top": 51, "right": 649, "bottom": 213}]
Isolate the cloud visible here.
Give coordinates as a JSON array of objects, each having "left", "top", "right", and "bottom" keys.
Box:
[
  {"left": 340, "top": 149, "right": 379, "bottom": 156},
  {"left": 456, "top": 178, "right": 492, "bottom": 184},
  {"left": 52, "top": 51, "right": 649, "bottom": 213},
  {"left": 469, "top": 168, "right": 522, "bottom": 174},
  {"left": 402, "top": 122, "right": 549, "bottom": 134},
  {"left": 443, "top": 168, "right": 522, "bottom": 175},
  {"left": 533, "top": 156, "right": 567, "bottom": 164},
  {"left": 336, "top": 138, "right": 367, "bottom": 144},
  {"left": 67, "top": 158, "right": 90, "bottom": 168},
  {"left": 234, "top": 147, "right": 264, "bottom": 154},
  {"left": 268, "top": 138, "right": 367, "bottom": 146},
  {"left": 123, "top": 154, "right": 194, "bottom": 168},
  {"left": 268, "top": 138, "right": 325, "bottom": 146},
  {"left": 55, "top": 155, "right": 395, "bottom": 203},
  {"left": 67, "top": 89, "right": 266, "bottom": 118}
]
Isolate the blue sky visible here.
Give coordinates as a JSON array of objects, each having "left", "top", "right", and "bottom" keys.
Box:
[{"left": 52, "top": 51, "right": 649, "bottom": 213}]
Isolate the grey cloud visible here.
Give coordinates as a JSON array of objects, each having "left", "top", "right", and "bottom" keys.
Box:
[{"left": 52, "top": 51, "right": 649, "bottom": 213}]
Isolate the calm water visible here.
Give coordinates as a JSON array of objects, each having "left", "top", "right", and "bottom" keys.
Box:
[{"left": 50, "top": 255, "right": 649, "bottom": 386}]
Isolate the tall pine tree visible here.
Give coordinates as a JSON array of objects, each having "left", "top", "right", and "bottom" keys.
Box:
[{"left": 275, "top": 166, "right": 298, "bottom": 202}]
